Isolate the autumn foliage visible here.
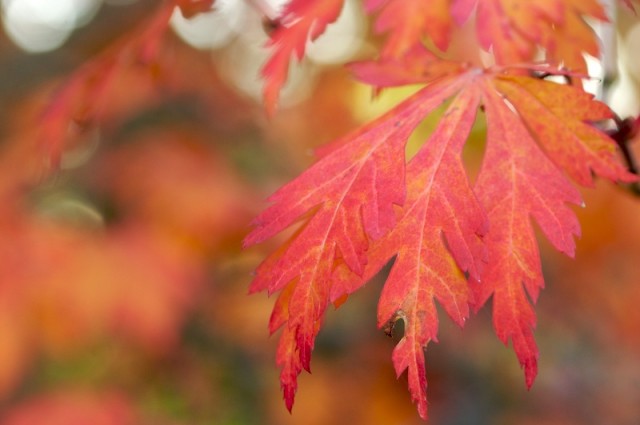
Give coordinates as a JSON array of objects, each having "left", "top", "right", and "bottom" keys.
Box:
[
  {"left": 245, "top": 0, "right": 638, "bottom": 420},
  {"left": 1, "top": 0, "right": 640, "bottom": 423}
]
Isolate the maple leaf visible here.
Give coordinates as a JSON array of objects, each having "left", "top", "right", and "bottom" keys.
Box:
[
  {"left": 261, "top": 0, "right": 345, "bottom": 114},
  {"left": 249, "top": 57, "right": 636, "bottom": 418},
  {"left": 244, "top": 72, "right": 474, "bottom": 412}
]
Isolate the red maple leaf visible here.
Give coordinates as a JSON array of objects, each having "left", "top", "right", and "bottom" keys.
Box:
[
  {"left": 247, "top": 57, "right": 636, "bottom": 417},
  {"left": 261, "top": 0, "right": 345, "bottom": 114}
]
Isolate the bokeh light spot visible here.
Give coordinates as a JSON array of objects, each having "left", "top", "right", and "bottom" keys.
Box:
[{"left": 1, "top": 0, "right": 100, "bottom": 53}]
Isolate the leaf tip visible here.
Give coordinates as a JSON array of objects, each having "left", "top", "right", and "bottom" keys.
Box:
[
  {"left": 523, "top": 357, "right": 538, "bottom": 390},
  {"left": 417, "top": 400, "right": 429, "bottom": 420},
  {"left": 283, "top": 385, "right": 296, "bottom": 413},
  {"left": 241, "top": 237, "right": 253, "bottom": 249}
]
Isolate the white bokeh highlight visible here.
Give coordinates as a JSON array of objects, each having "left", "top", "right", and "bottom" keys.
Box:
[{"left": 1, "top": 0, "right": 100, "bottom": 53}]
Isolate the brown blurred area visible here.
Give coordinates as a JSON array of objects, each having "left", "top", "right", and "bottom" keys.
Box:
[{"left": 0, "top": 1, "right": 639, "bottom": 424}]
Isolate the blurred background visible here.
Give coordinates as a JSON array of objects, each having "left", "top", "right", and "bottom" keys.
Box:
[{"left": 0, "top": 0, "right": 639, "bottom": 424}]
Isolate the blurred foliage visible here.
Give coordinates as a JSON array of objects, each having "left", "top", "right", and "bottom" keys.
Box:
[{"left": 0, "top": 1, "right": 638, "bottom": 424}]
